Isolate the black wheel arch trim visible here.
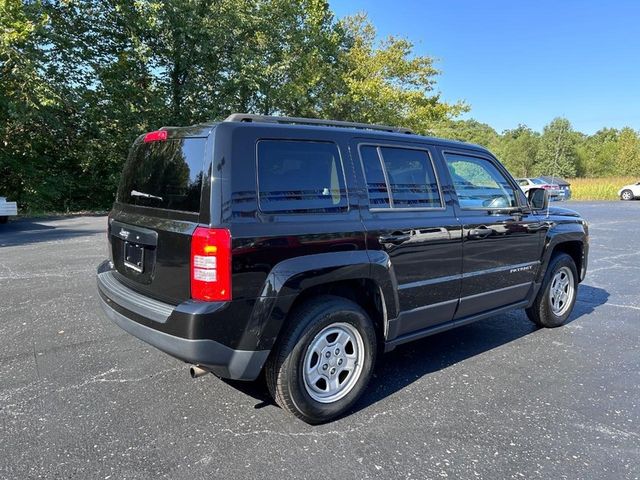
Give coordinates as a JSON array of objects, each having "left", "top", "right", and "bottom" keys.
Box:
[
  {"left": 247, "top": 250, "right": 399, "bottom": 352},
  {"left": 538, "top": 225, "right": 588, "bottom": 284}
]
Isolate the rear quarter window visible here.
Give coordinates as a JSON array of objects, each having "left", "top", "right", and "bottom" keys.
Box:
[{"left": 257, "top": 140, "right": 348, "bottom": 214}]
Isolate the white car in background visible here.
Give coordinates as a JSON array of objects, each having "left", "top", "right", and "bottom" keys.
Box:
[
  {"left": 618, "top": 181, "right": 640, "bottom": 201},
  {"left": 516, "top": 177, "right": 563, "bottom": 200},
  {"left": 0, "top": 197, "right": 18, "bottom": 223}
]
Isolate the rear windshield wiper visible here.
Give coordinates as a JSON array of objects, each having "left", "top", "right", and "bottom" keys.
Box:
[{"left": 131, "top": 190, "right": 163, "bottom": 202}]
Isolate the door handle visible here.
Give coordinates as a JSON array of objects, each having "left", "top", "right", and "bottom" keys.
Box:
[
  {"left": 467, "top": 227, "right": 493, "bottom": 239},
  {"left": 378, "top": 233, "right": 411, "bottom": 245},
  {"left": 526, "top": 221, "right": 555, "bottom": 232}
]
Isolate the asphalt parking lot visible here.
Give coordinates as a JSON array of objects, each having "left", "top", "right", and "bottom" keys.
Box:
[{"left": 1, "top": 202, "right": 638, "bottom": 479}]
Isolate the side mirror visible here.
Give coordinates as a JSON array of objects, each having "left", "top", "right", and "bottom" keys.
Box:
[{"left": 528, "top": 187, "right": 549, "bottom": 210}]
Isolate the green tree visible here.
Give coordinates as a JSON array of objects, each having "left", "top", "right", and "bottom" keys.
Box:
[
  {"left": 499, "top": 125, "right": 540, "bottom": 177},
  {"left": 324, "top": 14, "right": 467, "bottom": 132},
  {"left": 223, "top": 0, "right": 345, "bottom": 117},
  {"left": 535, "top": 118, "right": 579, "bottom": 177},
  {"left": 432, "top": 119, "right": 499, "bottom": 150},
  {"left": 576, "top": 128, "right": 619, "bottom": 177},
  {"left": 0, "top": 0, "right": 72, "bottom": 211},
  {"left": 1, "top": 1, "right": 468, "bottom": 212},
  {"left": 616, "top": 127, "right": 640, "bottom": 175}
]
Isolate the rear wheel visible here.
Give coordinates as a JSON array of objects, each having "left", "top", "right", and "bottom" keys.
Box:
[
  {"left": 265, "top": 295, "right": 376, "bottom": 424},
  {"left": 0, "top": 216, "right": 7, "bottom": 224},
  {"left": 526, "top": 253, "right": 578, "bottom": 328},
  {"left": 620, "top": 189, "right": 634, "bottom": 201}
]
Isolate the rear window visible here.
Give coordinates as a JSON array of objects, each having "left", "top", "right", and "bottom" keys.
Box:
[
  {"left": 257, "top": 140, "right": 347, "bottom": 214},
  {"left": 117, "top": 137, "right": 206, "bottom": 212}
]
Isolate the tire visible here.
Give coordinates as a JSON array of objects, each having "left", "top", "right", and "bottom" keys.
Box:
[
  {"left": 526, "top": 253, "right": 578, "bottom": 328},
  {"left": 620, "top": 189, "right": 634, "bottom": 201},
  {"left": 265, "top": 295, "right": 377, "bottom": 424},
  {"left": 0, "top": 216, "right": 7, "bottom": 224}
]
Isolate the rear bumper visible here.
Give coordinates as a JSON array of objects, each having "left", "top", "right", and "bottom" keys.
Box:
[
  {"left": 549, "top": 191, "right": 563, "bottom": 200},
  {"left": 97, "top": 261, "right": 268, "bottom": 380}
]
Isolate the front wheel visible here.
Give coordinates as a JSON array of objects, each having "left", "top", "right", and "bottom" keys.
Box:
[
  {"left": 265, "top": 295, "right": 377, "bottom": 424},
  {"left": 526, "top": 253, "right": 578, "bottom": 328},
  {"left": 620, "top": 189, "right": 634, "bottom": 201}
]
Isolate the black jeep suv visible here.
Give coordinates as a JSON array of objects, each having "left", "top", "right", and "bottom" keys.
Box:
[{"left": 97, "top": 114, "right": 589, "bottom": 423}]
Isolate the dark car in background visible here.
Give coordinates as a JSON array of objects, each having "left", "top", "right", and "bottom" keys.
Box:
[{"left": 540, "top": 176, "right": 572, "bottom": 200}]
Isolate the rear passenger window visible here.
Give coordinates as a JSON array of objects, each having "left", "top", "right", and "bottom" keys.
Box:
[
  {"left": 360, "top": 145, "right": 441, "bottom": 209},
  {"left": 257, "top": 140, "right": 347, "bottom": 214},
  {"left": 361, "top": 146, "right": 390, "bottom": 207}
]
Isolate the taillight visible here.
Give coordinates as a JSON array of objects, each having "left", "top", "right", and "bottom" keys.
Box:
[
  {"left": 143, "top": 130, "right": 168, "bottom": 143},
  {"left": 190, "top": 227, "right": 232, "bottom": 301}
]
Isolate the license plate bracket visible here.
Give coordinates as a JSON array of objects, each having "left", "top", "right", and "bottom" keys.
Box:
[{"left": 124, "top": 242, "right": 145, "bottom": 273}]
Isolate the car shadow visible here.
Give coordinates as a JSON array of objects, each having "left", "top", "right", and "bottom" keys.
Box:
[
  {"left": 353, "top": 284, "right": 609, "bottom": 413},
  {"left": 570, "top": 283, "right": 610, "bottom": 321},
  {"left": 223, "top": 284, "right": 610, "bottom": 419},
  {"left": 0, "top": 218, "right": 105, "bottom": 247}
]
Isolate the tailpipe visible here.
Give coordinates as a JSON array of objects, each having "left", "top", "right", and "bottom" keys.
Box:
[{"left": 189, "top": 365, "right": 208, "bottom": 379}]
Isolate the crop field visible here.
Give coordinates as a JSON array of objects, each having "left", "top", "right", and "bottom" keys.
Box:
[{"left": 569, "top": 176, "right": 637, "bottom": 201}]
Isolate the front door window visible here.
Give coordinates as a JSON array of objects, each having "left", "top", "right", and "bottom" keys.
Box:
[{"left": 444, "top": 153, "right": 517, "bottom": 209}]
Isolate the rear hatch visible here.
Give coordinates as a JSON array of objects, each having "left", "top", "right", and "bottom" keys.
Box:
[{"left": 108, "top": 128, "right": 211, "bottom": 304}]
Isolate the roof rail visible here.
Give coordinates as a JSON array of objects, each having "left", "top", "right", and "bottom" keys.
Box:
[{"left": 224, "top": 113, "right": 414, "bottom": 134}]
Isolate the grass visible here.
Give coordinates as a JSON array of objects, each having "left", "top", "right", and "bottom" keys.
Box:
[
  {"left": 14, "top": 209, "right": 108, "bottom": 219},
  {"left": 568, "top": 176, "right": 638, "bottom": 201}
]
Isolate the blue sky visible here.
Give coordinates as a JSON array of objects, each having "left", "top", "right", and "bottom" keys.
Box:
[{"left": 329, "top": 0, "right": 640, "bottom": 134}]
